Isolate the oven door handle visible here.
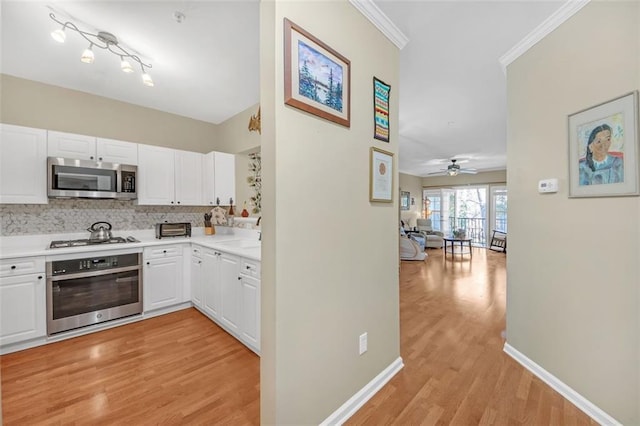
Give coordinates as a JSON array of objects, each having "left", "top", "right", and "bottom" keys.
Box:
[{"left": 48, "top": 265, "right": 141, "bottom": 281}]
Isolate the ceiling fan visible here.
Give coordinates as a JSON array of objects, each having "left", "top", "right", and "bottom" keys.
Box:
[{"left": 428, "top": 159, "right": 477, "bottom": 176}]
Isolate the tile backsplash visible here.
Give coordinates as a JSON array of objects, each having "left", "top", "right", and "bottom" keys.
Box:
[{"left": 0, "top": 199, "right": 215, "bottom": 236}]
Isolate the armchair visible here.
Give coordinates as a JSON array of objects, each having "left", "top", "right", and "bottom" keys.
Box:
[{"left": 416, "top": 218, "right": 444, "bottom": 249}]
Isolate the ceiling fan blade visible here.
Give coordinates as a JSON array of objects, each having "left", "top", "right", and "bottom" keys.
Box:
[
  {"left": 459, "top": 169, "right": 477, "bottom": 174},
  {"left": 426, "top": 171, "right": 446, "bottom": 175}
]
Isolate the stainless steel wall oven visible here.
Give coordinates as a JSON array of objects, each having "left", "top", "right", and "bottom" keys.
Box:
[{"left": 46, "top": 252, "right": 142, "bottom": 335}]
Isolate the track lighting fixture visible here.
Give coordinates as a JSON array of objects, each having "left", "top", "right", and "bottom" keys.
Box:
[
  {"left": 80, "top": 43, "right": 94, "bottom": 64},
  {"left": 49, "top": 12, "right": 153, "bottom": 87}
]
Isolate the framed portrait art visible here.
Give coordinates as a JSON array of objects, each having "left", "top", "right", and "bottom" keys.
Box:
[
  {"left": 370, "top": 147, "right": 394, "bottom": 202},
  {"left": 284, "top": 18, "right": 351, "bottom": 128},
  {"left": 568, "top": 91, "right": 639, "bottom": 198}
]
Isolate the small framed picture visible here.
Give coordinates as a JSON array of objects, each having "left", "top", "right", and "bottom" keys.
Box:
[
  {"left": 400, "top": 191, "right": 410, "bottom": 210},
  {"left": 284, "top": 18, "right": 350, "bottom": 127},
  {"left": 370, "top": 147, "right": 394, "bottom": 202},
  {"left": 568, "top": 91, "right": 639, "bottom": 197},
  {"left": 373, "top": 77, "right": 391, "bottom": 142}
]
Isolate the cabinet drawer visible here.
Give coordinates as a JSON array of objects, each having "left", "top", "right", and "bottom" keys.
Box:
[
  {"left": 0, "top": 257, "right": 45, "bottom": 277},
  {"left": 144, "top": 245, "right": 183, "bottom": 259},
  {"left": 240, "top": 258, "right": 260, "bottom": 279},
  {"left": 191, "top": 246, "right": 202, "bottom": 258}
]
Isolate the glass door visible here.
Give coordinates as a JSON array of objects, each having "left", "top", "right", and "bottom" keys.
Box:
[
  {"left": 452, "top": 187, "right": 487, "bottom": 245},
  {"left": 491, "top": 186, "right": 508, "bottom": 233}
]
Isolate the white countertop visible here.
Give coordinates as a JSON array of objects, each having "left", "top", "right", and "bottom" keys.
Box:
[{"left": 0, "top": 227, "right": 261, "bottom": 261}]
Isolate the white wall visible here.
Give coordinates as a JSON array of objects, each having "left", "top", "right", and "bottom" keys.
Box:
[
  {"left": 506, "top": 2, "right": 639, "bottom": 424},
  {"left": 260, "top": 1, "right": 401, "bottom": 423}
]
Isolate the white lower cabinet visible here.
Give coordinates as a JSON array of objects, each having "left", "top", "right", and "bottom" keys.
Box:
[
  {"left": 0, "top": 273, "right": 46, "bottom": 346},
  {"left": 219, "top": 252, "right": 241, "bottom": 336},
  {"left": 194, "top": 245, "right": 260, "bottom": 354},
  {"left": 191, "top": 247, "right": 203, "bottom": 309},
  {"left": 240, "top": 274, "right": 260, "bottom": 353},
  {"left": 202, "top": 248, "right": 221, "bottom": 320},
  {"left": 143, "top": 246, "right": 184, "bottom": 312}
]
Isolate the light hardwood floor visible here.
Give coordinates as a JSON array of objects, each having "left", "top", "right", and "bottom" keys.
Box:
[
  {"left": 348, "top": 248, "right": 597, "bottom": 425},
  {"left": 1, "top": 248, "right": 597, "bottom": 425}
]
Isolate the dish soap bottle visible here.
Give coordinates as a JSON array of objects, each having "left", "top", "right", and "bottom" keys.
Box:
[{"left": 241, "top": 201, "right": 249, "bottom": 217}]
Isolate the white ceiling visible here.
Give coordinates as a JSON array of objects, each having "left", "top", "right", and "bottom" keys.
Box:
[
  {"left": 1, "top": 1, "right": 564, "bottom": 176},
  {"left": 1, "top": 1, "right": 260, "bottom": 124}
]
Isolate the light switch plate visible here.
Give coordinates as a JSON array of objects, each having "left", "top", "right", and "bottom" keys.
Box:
[{"left": 359, "top": 332, "right": 367, "bottom": 355}]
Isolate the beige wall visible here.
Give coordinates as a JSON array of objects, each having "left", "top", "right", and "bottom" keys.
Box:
[
  {"left": 216, "top": 102, "right": 262, "bottom": 216},
  {"left": 399, "top": 172, "right": 423, "bottom": 228},
  {"left": 261, "top": 1, "right": 400, "bottom": 423},
  {"left": 422, "top": 169, "right": 506, "bottom": 187},
  {"left": 0, "top": 74, "right": 219, "bottom": 153},
  {"left": 506, "top": 2, "right": 639, "bottom": 424},
  {"left": 216, "top": 102, "right": 261, "bottom": 155}
]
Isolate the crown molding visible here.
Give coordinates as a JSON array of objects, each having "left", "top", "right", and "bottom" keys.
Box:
[
  {"left": 499, "top": 0, "right": 591, "bottom": 73},
  {"left": 349, "top": 0, "right": 409, "bottom": 50}
]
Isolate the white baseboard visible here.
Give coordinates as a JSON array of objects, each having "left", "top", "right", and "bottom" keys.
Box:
[
  {"left": 503, "top": 343, "right": 621, "bottom": 426},
  {"left": 320, "top": 356, "right": 404, "bottom": 426}
]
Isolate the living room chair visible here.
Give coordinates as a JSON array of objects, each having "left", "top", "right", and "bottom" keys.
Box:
[
  {"left": 489, "top": 230, "right": 507, "bottom": 253},
  {"left": 416, "top": 218, "right": 444, "bottom": 249}
]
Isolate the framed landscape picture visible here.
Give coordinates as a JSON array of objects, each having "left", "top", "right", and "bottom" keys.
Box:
[
  {"left": 284, "top": 18, "right": 351, "bottom": 128},
  {"left": 568, "top": 91, "right": 639, "bottom": 198},
  {"left": 370, "top": 147, "right": 394, "bottom": 202}
]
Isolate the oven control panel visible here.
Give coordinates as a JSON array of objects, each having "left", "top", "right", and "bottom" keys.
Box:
[{"left": 49, "top": 253, "right": 140, "bottom": 276}]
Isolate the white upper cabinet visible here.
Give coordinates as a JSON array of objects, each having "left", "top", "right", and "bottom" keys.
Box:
[
  {"left": 47, "top": 131, "right": 96, "bottom": 160},
  {"left": 0, "top": 124, "right": 48, "bottom": 204},
  {"left": 137, "top": 144, "right": 176, "bottom": 205},
  {"left": 96, "top": 138, "right": 138, "bottom": 165},
  {"left": 48, "top": 131, "right": 138, "bottom": 164},
  {"left": 138, "top": 144, "right": 204, "bottom": 206},
  {"left": 174, "top": 149, "right": 203, "bottom": 206},
  {"left": 203, "top": 151, "right": 236, "bottom": 206}
]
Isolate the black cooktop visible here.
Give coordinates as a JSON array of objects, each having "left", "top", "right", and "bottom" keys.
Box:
[{"left": 49, "top": 236, "right": 138, "bottom": 249}]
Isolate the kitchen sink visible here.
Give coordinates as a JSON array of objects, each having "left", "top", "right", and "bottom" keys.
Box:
[{"left": 217, "top": 239, "right": 261, "bottom": 249}]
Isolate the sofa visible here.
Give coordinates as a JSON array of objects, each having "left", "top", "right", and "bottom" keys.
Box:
[{"left": 416, "top": 218, "right": 444, "bottom": 249}]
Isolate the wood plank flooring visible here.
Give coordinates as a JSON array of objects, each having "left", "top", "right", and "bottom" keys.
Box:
[
  {"left": 1, "top": 249, "right": 598, "bottom": 425},
  {"left": 1, "top": 309, "right": 260, "bottom": 425},
  {"left": 348, "top": 248, "right": 598, "bottom": 425}
]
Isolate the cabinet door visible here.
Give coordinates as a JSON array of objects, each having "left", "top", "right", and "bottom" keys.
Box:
[
  {"left": 191, "top": 255, "right": 203, "bottom": 309},
  {"left": 96, "top": 138, "right": 138, "bottom": 164},
  {"left": 214, "top": 152, "right": 236, "bottom": 205},
  {"left": 0, "top": 273, "right": 46, "bottom": 346},
  {"left": 219, "top": 252, "right": 240, "bottom": 335},
  {"left": 47, "top": 131, "right": 96, "bottom": 160},
  {"left": 240, "top": 274, "right": 260, "bottom": 353},
  {"left": 202, "top": 249, "right": 221, "bottom": 319},
  {"left": 174, "top": 150, "right": 203, "bottom": 206},
  {"left": 137, "top": 144, "right": 175, "bottom": 205},
  {"left": 202, "top": 152, "right": 216, "bottom": 206},
  {"left": 0, "top": 124, "right": 48, "bottom": 204},
  {"left": 143, "top": 256, "right": 183, "bottom": 312}
]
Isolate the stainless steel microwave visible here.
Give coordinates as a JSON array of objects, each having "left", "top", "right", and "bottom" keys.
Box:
[{"left": 48, "top": 157, "right": 137, "bottom": 200}]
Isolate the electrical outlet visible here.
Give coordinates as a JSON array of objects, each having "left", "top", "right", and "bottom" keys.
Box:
[{"left": 359, "top": 332, "right": 367, "bottom": 355}]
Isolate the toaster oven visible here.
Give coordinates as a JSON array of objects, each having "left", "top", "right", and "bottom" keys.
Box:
[{"left": 155, "top": 222, "right": 191, "bottom": 239}]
